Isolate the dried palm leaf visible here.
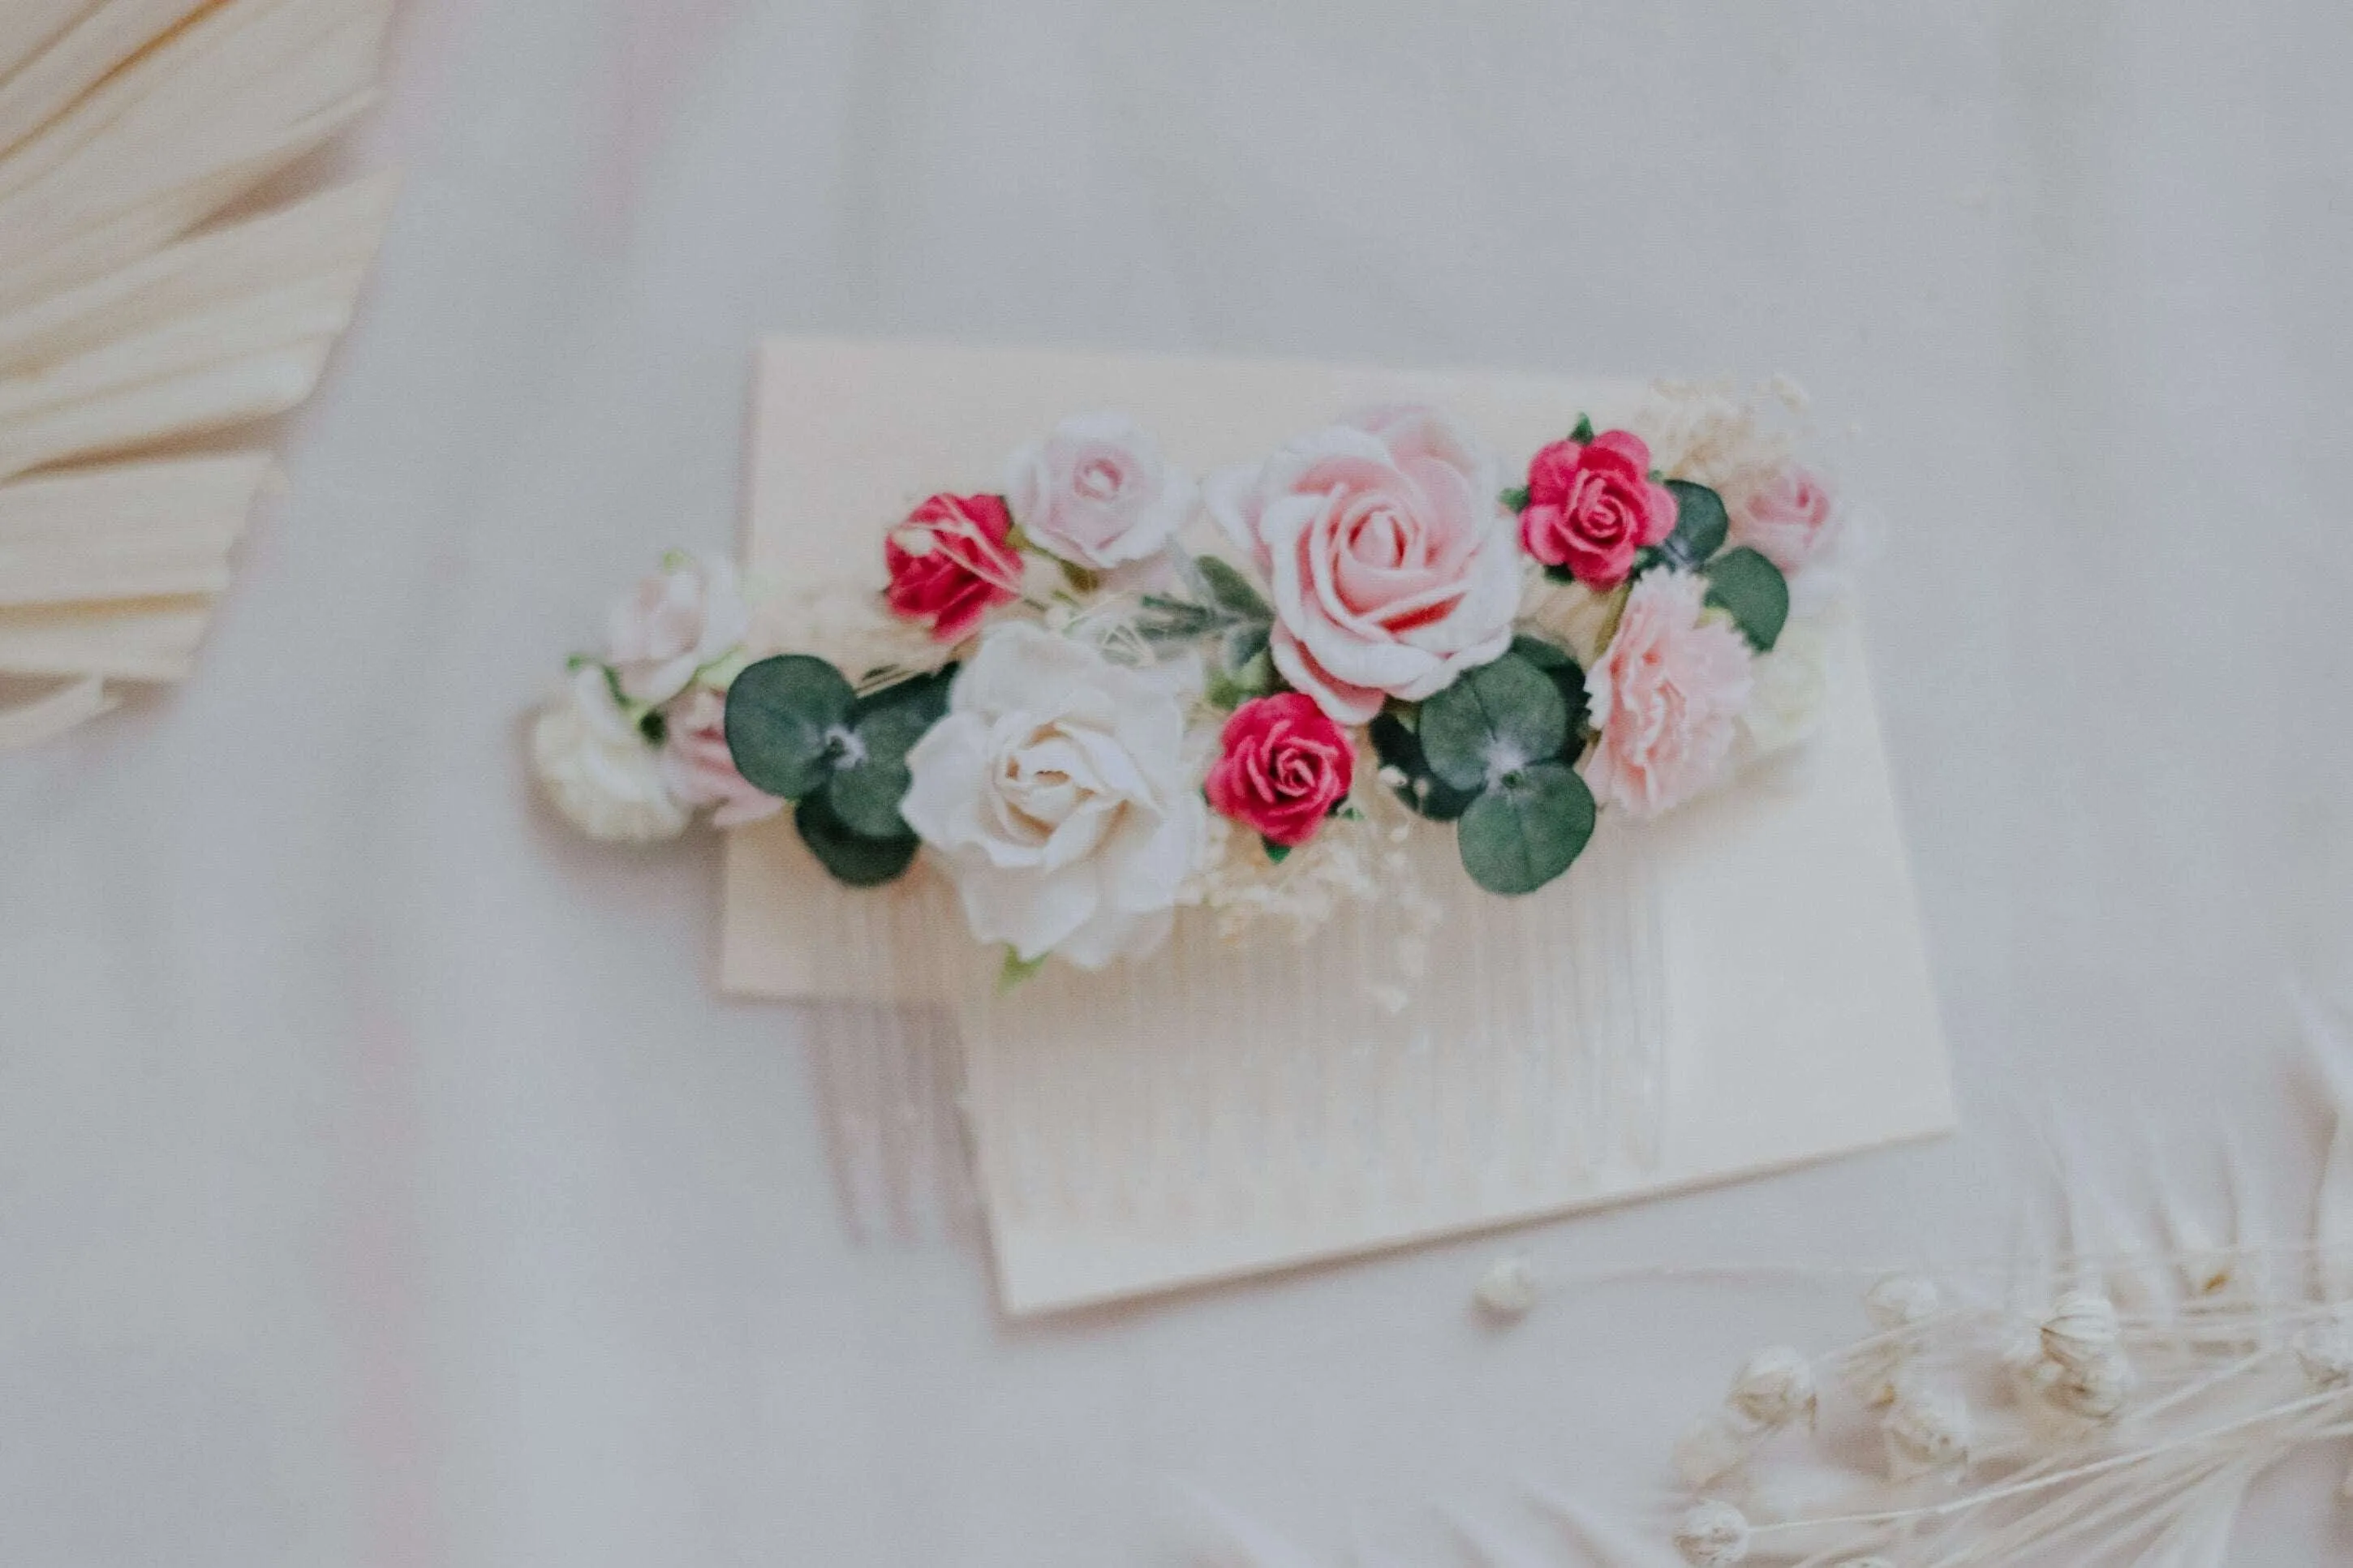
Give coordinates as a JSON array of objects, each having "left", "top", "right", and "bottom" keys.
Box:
[{"left": 0, "top": 0, "right": 394, "bottom": 746}]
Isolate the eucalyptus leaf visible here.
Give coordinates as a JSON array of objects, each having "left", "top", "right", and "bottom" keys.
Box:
[
  {"left": 1702, "top": 547, "right": 1789, "bottom": 651},
  {"left": 794, "top": 791, "right": 919, "bottom": 887},
  {"left": 1456, "top": 761, "right": 1595, "bottom": 896},
  {"left": 1508, "top": 634, "right": 1590, "bottom": 740},
  {"left": 725, "top": 655, "right": 856, "bottom": 800},
  {"left": 1193, "top": 554, "right": 1273, "bottom": 621},
  {"left": 822, "top": 665, "right": 957, "bottom": 838},
  {"left": 1417, "top": 655, "right": 1569, "bottom": 793},
  {"left": 1652, "top": 479, "right": 1729, "bottom": 571},
  {"left": 1368, "top": 712, "right": 1478, "bottom": 822}
]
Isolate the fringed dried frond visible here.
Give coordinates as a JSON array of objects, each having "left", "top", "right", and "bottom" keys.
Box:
[{"left": 0, "top": 0, "right": 393, "bottom": 746}]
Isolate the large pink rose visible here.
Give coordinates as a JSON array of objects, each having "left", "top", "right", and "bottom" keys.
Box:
[
  {"left": 659, "top": 687, "right": 783, "bottom": 827},
  {"left": 1581, "top": 569, "right": 1754, "bottom": 818},
  {"left": 1518, "top": 429, "right": 1677, "bottom": 588},
  {"left": 1204, "top": 693, "right": 1355, "bottom": 848},
  {"left": 1207, "top": 406, "right": 1519, "bottom": 724},
  {"left": 1731, "top": 464, "right": 1836, "bottom": 574}
]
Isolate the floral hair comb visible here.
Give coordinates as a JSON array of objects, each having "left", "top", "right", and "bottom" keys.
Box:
[{"left": 533, "top": 384, "right": 1843, "bottom": 982}]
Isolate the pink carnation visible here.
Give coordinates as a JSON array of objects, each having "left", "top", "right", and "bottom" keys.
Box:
[
  {"left": 660, "top": 687, "right": 784, "bottom": 827},
  {"left": 1581, "top": 570, "right": 1754, "bottom": 818}
]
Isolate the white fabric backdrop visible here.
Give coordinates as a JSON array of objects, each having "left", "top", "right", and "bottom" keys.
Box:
[{"left": 5, "top": 2, "right": 2352, "bottom": 1562}]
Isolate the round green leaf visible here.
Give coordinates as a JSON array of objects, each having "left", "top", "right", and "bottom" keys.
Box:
[
  {"left": 1417, "top": 655, "right": 1570, "bottom": 793},
  {"left": 725, "top": 655, "right": 856, "bottom": 799},
  {"left": 1658, "top": 479, "right": 1729, "bottom": 569},
  {"left": 1508, "top": 634, "right": 1590, "bottom": 740},
  {"left": 819, "top": 667, "right": 957, "bottom": 837},
  {"left": 1368, "top": 713, "right": 1478, "bottom": 822},
  {"left": 1456, "top": 761, "right": 1596, "bottom": 896},
  {"left": 794, "top": 791, "right": 919, "bottom": 887},
  {"left": 1702, "top": 546, "right": 1790, "bottom": 652}
]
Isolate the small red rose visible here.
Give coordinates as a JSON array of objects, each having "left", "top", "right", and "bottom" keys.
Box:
[
  {"left": 1205, "top": 692, "right": 1355, "bottom": 848},
  {"left": 884, "top": 492, "right": 1023, "bottom": 642},
  {"left": 1518, "top": 428, "right": 1678, "bottom": 588}
]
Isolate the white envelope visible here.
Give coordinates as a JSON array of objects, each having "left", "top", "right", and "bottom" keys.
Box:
[{"left": 723, "top": 339, "right": 1954, "bottom": 1316}]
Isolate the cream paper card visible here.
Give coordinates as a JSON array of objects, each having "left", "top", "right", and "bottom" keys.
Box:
[{"left": 724, "top": 339, "right": 1954, "bottom": 1316}]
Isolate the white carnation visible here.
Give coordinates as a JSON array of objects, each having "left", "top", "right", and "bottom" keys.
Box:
[
  {"left": 532, "top": 666, "right": 690, "bottom": 843},
  {"left": 900, "top": 624, "right": 1205, "bottom": 969}
]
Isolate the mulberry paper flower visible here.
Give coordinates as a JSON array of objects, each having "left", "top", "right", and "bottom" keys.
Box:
[
  {"left": 1581, "top": 569, "right": 1754, "bottom": 818},
  {"left": 1208, "top": 406, "right": 1518, "bottom": 724},
  {"left": 899, "top": 624, "right": 1205, "bottom": 969},
  {"left": 532, "top": 666, "right": 690, "bottom": 842}
]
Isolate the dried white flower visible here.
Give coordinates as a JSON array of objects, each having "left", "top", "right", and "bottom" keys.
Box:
[
  {"left": 1844, "top": 1274, "right": 1941, "bottom": 1407},
  {"left": 1728, "top": 1346, "right": 1817, "bottom": 1430},
  {"left": 1473, "top": 1254, "right": 1538, "bottom": 1321},
  {"left": 1673, "top": 1500, "right": 1750, "bottom": 1566},
  {"left": 1673, "top": 1412, "right": 1754, "bottom": 1489},
  {"left": 2295, "top": 1317, "right": 2353, "bottom": 1390},
  {"left": 2023, "top": 1290, "right": 2134, "bottom": 1420},
  {"left": 1864, "top": 1273, "right": 1942, "bottom": 1330},
  {"left": 2040, "top": 1290, "right": 2121, "bottom": 1372},
  {"left": 1882, "top": 1381, "right": 1971, "bottom": 1478}
]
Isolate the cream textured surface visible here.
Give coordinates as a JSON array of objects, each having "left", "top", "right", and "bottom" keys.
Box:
[
  {"left": 3, "top": 2, "right": 2351, "bottom": 1563},
  {"left": 727, "top": 340, "right": 1951, "bottom": 1316},
  {"left": 0, "top": 0, "right": 395, "bottom": 745}
]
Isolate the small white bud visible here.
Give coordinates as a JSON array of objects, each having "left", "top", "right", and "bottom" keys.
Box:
[
  {"left": 1728, "top": 1345, "right": 1817, "bottom": 1430},
  {"left": 1673, "top": 1412, "right": 1753, "bottom": 1488},
  {"left": 1882, "top": 1381, "right": 1971, "bottom": 1478},
  {"left": 1863, "top": 1273, "right": 1941, "bottom": 1330},
  {"left": 2295, "top": 1317, "right": 2353, "bottom": 1390},
  {"left": 1673, "top": 1501, "right": 1751, "bottom": 1566},
  {"left": 2040, "top": 1291, "right": 2121, "bottom": 1373},
  {"left": 2050, "top": 1349, "right": 2135, "bottom": 1420},
  {"left": 1472, "top": 1254, "right": 1538, "bottom": 1320}
]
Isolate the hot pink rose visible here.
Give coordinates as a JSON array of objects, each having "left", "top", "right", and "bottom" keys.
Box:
[
  {"left": 1205, "top": 693, "right": 1355, "bottom": 848},
  {"left": 1732, "top": 464, "right": 1836, "bottom": 574},
  {"left": 1518, "top": 428, "right": 1678, "bottom": 589},
  {"left": 884, "top": 492, "right": 1023, "bottom": 642},
  {"left": 659, "top": 687, "right": 783, "bottom": 827},
  {"left": 1207, "top": 406, "right": 1519, "bottom": 725},
  {"left": 1581, "top": 569, "right": 1754, "bottom": 818}
]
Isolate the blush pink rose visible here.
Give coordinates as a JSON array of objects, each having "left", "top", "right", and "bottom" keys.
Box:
[
  {"left": 659, "top": 687, "right": 783, "bottom": 827},
  {"left": 1581, "top": 569, "right": 1754, "bottom": 818},
  {"left": 1204, "top": 692, "right": 1355, "bottom": 848},
  {"left": 884, "top": 492, "right": 1023, "bottom": 642},
  {"left": 1518, "top": 428, "right": 1677, "bottom": 589},
  {"left": 1732, "top": 464, "right": 1836, "bottom": 573},
  {"left": 608, "top": 550, "right": 749, "bottom": 703},
  {"left": 1207, "top": 406, "right": 1519, "bottom": 725},
  {"left": 1004, "top": 411, "right": 1195, "bottom": 569}
]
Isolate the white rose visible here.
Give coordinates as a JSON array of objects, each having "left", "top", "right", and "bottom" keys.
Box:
[
  {"left": 1004, "top": 411, "right": 1196, "bottom": 570},
  {"left": 531, "top": 666, "right": 691, "bottom": 842},
  {"left": 607, "top": 550, "right": 748, "bottom": 704},
  {"left": 1740, "top": 619, "right": 1830, "bottom": 758},
  {"left": 900, "top": 623, "right": 1205, "bottom": 969}
]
